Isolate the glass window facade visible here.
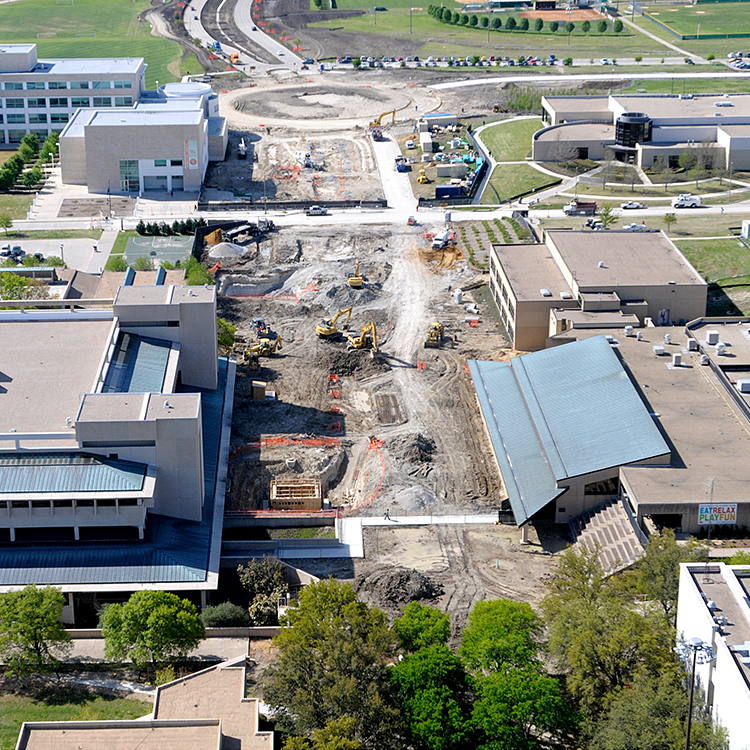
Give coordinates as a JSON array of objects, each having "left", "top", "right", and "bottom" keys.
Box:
[
  {"left": 7, "top": 113, "right": 25, "bottom": 124},
  {"left": 119, "top": 160, "right": 139, "bottom": 192},
  {"left": 92, "top": 97, "right": 111, "bottom": 107},
  {"left": 26, "top": 82, "right": 45, "bottom": 90},
  {"left": 50, "top": 113, "right": 69, "bottom": 123},
  {"left": 154, "top": 159, "right": 167, "bottom": 167},
  {"left": 71, "top": 97, "right": 90, "bottom": 107},
  {"left": 7, "top": 130, "right": 25, "bottom": 143},
  {"left": 4, "top": 82, "right": 23, "bottom": 91},
  {"left": 170, "top": 159, "right": 182, "bottom": 167},
  {"left": 615, "top": 113, "right": 652, "bottom": 148},
  {"left": 29, "top": 113, "right": 47, "bottom": 123},
  {"left": 48, "top": 81, "right": 68, "bottom": 90},
  {"left": 114, "top": 96, "right": 133, "bottom": 107},
  {"left": 5, "top": 98, "right": 24, "bottom": 108},
  {"left": 27, "top": 98, "right": 46, "bottom": 108},
  {"left": 49, "top": 98, "right": 68, "bottom": 108},
  {"left": 92, "top": 80, "right": 112, "bottom": 89},
  {"left": 70, "top": 81, "right": 89, "bottom": 89},
  {"left": 114, "top": 80, "right": 132, "bottom": 89}
]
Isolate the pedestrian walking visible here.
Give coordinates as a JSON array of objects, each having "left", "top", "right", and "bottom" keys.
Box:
[
  {"left": 721, "top": 206, "right": 725, "bottom": 214},
  {"left": 384, "top": 508, "right": 390, "bottom": 521}
]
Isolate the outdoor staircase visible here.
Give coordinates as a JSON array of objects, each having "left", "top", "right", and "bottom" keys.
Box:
[{"left": 570, "top": 499, "right": 646, "bottom": 573}]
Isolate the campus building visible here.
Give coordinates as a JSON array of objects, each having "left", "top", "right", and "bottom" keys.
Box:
[
  {"left": 676, "top": 562, "right": 750, "bottom": 750},
  {"left": 533, "top": 93, "right": 750, "bottom": 169},
  {"left": 489, "top": 228, "right": 707, "bottom": 350},
  {"left": 0, "top": 278, "right": 234, "bottom": 624}
]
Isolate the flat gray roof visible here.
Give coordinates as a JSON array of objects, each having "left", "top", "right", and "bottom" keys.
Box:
[
  {"left": 0, "top": 317, "right": 112, "bottom": 436},
  {"left": 18, "top": 57, "right": 144, "bottom": 76},
  {"left": 536, "top": 123, "right": 614, "bottom": 141},
  {"left": 114, "top": 285, "right": 215, "bottom": 306},
  {"left": 492, "top": 242, "right": 573, "bottom": 301},
  {"left": 84, "top": 109, "right": 203, "bottom": 128},
  {"left": 0, "top": 44, "right": 35, "bottom": 54},
  {"left": 546, "top": 230, "right": 706, "bottom": 290},
  {"left": 614, "top": 93, "right": 750, "bottom": 120},
  {"left": 543, "top": 96, "right": 612, "bottom": 113}
]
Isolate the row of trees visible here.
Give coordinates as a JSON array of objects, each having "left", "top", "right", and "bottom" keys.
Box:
[
  {"left": 0, "top": 132, "right": 58, "bottom": 192},
  {"left": 426, "top": 6, "right": 623, "bottom": 34},
  {"left": 135, "top": 217, "right": 207, "bottom": 236},
  {"left": 262, "top": 531, "right": 728, "bottom": 750}
]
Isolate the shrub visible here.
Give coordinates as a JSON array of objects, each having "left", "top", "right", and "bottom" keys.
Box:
[
  {"left": 200, "top": 601, "right": 251, "bottom": 628},
  {"left": 460, "top": 13, "right": 469, "bottom": 24},
  {"left": 581, "top": 20, "right": 590, "bottom": 33},
  {"left": 185, "top": 256, "right": 213, "bottom": 285},
  {"left": 155, "top": 665, "right": 176, "bottom": 685},
  {"left": 105, "top": 255, "right": 128, "bottom": 271},
  {"left": 519, "top": 17, "right": 529, "bottom": 30},
  {"left": 534, "top": 17, "right": 543, "bottom": 31},
  {"left": 564, "top": 57, "right": 573, "bottom": 66},
  {"left": 707, "top": 53, "right": 715, "bottom": 61},
  {"left": 480, "top": 16, "right": 488, "bottom": 27},
  {"left": 136, "top": 220, "right": 146, "bottom": 235},
  {"left": 565, "top": 21, "right": 574, "bottom": 33},
  {"left": 614, "top": 18, "right": 623, "bottom": 33},
  {"left": 469, "top": 14, "right": 478, "bottom": 26},
  {"left": 491, "top": 17, "right": 501, "bottom": 29},
  {"left": 132, "top": 255, "right": 155, "bottom": 271},
  {"left": 597, "top": 19, "right": 607, "bottom": 33},
  {"left": 550, "top": 20, "right": 558, "bottom": 32},
  {"left": 505, "top": 16, "right": 516, "bottom": 29},
  {"left": 452, "top": 10, "right": 461, "bottom": 23}
]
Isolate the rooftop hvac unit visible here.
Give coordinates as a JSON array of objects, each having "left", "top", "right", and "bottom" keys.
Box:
[
  {"left": 560, "top": 291, "right": 573, "bottom": 299},
  {"left": 624, "top": 325, "right": 634, "bottom": 336},
  {"left": 738, "top": 380, "right": 750, "bottom": 393},
  {"left": 605, "top": 335, "right": 615, "bottom": 343},
  {"left": 664, "top": 333, "right": 672, "bottom": 345},
  {"left": 540, "top": 288, "right": 552, "bottom": 297},
  {"left": 716, "top": 342, "right": 727, "bottom": 355},
  {"left": 700, "top": 354, "right": 710, "bottom": 365},
  {"left": 653, "top": 345, "right": 666, "bottom": 356},
  {"left": 706, "top": 330, "right": 720, "bottom": 345},
  {"left": 688, "top": 338, "right": 699, "bottom": 351},
  {"left": 672, "top": 353, "right": 682, "bottom": 367}
]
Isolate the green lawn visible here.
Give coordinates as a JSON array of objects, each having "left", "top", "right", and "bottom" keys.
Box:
[
  {"left": 677, "top": 237, "right": 750, "bottom": 283},
  {"left": 481, "top": 163, "right": 560, "bottom": 203},
  {"left": 2, "top": 229, "right": 103, "bottom": 240},
  {"left": 571, "top": 179, "right": 749, "bottom": 201},
  {"left": 619, "top": 75, "right": 750, "bottom": 96},
  {"left": 0, "top": 193, "right": 34, "bottom": 221},
  {"left": 0, "top": 0, "right": 182, "bottom": 88},
  {"left": 480, "top": 119, "right": 542, "bottom": 162},
  {"left": 111, "top": 230, "right": 138, "bottom": 256},
  {"left": 642, "top": 3, "right": 750, "bottom": 37},
  {"left": 0, "top": 689, "right": 152, "bottom": 750},
  {"left": 180, "top": 53, "right": 202, "bottom": 77}
]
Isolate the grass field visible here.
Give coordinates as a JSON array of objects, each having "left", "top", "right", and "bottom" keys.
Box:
[
  {"left": 0, "top": 0, "right": 183, "bottom": 89},
  {"left": 0, "top": 193, "right": 34, "bottom": 221},
  {"left": 618, "top": 74, "right": 750, "bottom": 95},
  {"left": 0, "top": 690, "right": 151, "bottom": 750},
  {"left": 2, "top": 229, "right": 103, "bottom": 240},
  {"left": 481, "top": 163, "right": 560, "bottom": 203},
  {"left": 642, "top": 3, "right": 750, "bottom": 37},
  {"left": 480, "top": 118, "right": 542, "bottom": 162},
  {"left": 676, "top": 237, "right": 750, "bottom": 281}
]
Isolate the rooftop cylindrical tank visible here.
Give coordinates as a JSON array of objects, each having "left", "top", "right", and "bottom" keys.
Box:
[{"left": 158, "top": 82, "right": 213, "bottom": 99}]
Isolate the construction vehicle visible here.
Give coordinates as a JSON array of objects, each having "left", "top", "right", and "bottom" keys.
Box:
[
  {"left": 237, "top": 138, "right": 247, "bottom": 159},
  {"left": 348, "top": 259, "right": 363, "bottom": 288},
  {"left": 407, "top": 216, "right": 418, "bottom": 226},
  {"left": 248, "top": 337, "right": 283, "bottom": 356},
  {"left": 347, "top": 321, "right": 378, "bottom": 352},
  {"left": 424, "top": 322, "right": 443, "bottom": 349},
  {"left": 418, "top": 168, "right": 430, "bottom": 184},
  {"left": 563, "top": 199, "right": 597, "bottom": 216},
  {"left": 232, "top": 344, "right": 261, "bottom": 371},
  {"left": 492, "top": 105, "right": 507, "bottom": 113},
  {"left": 258, "top": 217, "right": 275, "bottom": 232},
  {"left": 252, "top": 317, "right": 268, "bottom": 336},
  {"left": 316, "top": 306, "right": 353, "bottom": 338},
  {"left": 230, "top": 51, "right": 240, "bottom": 64},
  {"left": 369, "top": 109, "right": 396, "bottom": 129},
  {"left": 371, "top": 126, "right": 384, "bottom": 141}
]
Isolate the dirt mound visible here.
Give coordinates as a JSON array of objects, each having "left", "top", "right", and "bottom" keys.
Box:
[
  {"left": 354, "top": 564, "right": 443, "bottom": 614},
  {"left": 387, "top": 433, "right": 436, "bottom": 464},
  {"left": 313, "top": 348, "right": 391, "bottom": 379},
  {"left": 391, "top": 485, "right": 438, "bottom": 512}
]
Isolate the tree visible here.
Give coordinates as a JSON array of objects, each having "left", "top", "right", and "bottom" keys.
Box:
[
  {"left": 519, "top": 17, "right": 529, "bottom": 30},
  {"left": 100, "top": 590, "right": 205, "bottom": 669},
  {"left": 391, "top": 644, "right": 474, "bottom": 750},
  {"left": 238, "top": 557, "right": 289, "bottom": 625},
  {"left": 201, "top": 601, "right": 250, "bottom": 627},
  {"left": 635, "top": 55, "right": 643, "bottom": 63},
  {"left": 597, "top": 19, "right": 608, "bottom": 33},
  {"left": 663, "top": 213, "right": 677, "bottom": 233},
  {"left": 217, "top": 317, "right": 236, "bottom": 351},
  {"left": 263, "top": 579, "right": 402, "bottom": 750},
  {"left": 505, "top": 16, "right": 516, "bottom": 30},
  {"left": 480, "top": 16, "right": 488, "bottom": 28},
  {"left": 452, "top": 10, "right": 461, "bottom": 23},
  {"left": 0, "top": 585, "right": 72, "bottom": 678},
  {"left": 469, "top": 14, "right": 478, "bottom": 26},
  {"left": 678, "top": 146, "right": 698, "bottom": 172},
  {"left": 582, "top": 19, "right": 591, "bottom": 33},
  {"left": 549, "top": 20, "right": 558, "bottom": 32},
  {"left": 598, "top": 202, "right": 620, "bottom": 229},
  {"left": 696, "top": 138, "right": 716, "bottom": 171},
  {"left": 566, "top": 21, "right": 575, "bottom": 33},
  {"left": 460, "top": 13, "right": 469, "bottom": 24},
  {"left": 394, "top": 602, "right": 450, "bottom": 653},
  {"left": 534, "top": 17, "right": 543, "bottom": 31},
  {"left": 0, "top": 212, "right": 12, "bottom": 236},
  {"left": 614, "top": 18, "right": 623, "bottom": 32},
  {"left": 491, "top": 17, "right": 501, "bottom": 29},
  {"left": 0, "top": 272, "right": 51, "bottom": 301},
  {"left": 550, "top": 135, "right": 580, "bottom": 165},
  {"left": 601, "top": 147, "right": 616, "bottom": 188}
]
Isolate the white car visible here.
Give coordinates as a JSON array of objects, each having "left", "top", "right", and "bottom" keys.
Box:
[
  {"left": 620, "top": 201, "right": 645, "bottom": 210},
  {"left": 601, "top": 58, "right": 611, "bottom": 65},
  {"left": 277, "top": 50, "right": 285, "bottom": 56},
  {"left": 623, "top": 223, "right": 648, "bottom": 231}
]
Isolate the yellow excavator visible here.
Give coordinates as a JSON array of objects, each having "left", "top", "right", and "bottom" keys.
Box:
[
  {"left": 424, "top": 322, "right": 443, "bottom": 349},
  {"left": 418, "top": 168, "right": 430, "bottom": 184},
  {"left": 348, "top": 259, "right": 363, "bottom": 288},
  {"left": 347, "top": 321, "right": 378, "bottom": 352},
  {"left": 247, "top": 336, "right": 283, "bottom": 357},
  {"left": 316, "top": 306, "right": 353, "bottom": 338},
  {"left": 369, "top": 110, "right": 396, "bottom": 129}
]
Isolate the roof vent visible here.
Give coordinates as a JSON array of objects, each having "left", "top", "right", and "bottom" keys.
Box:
[
  {"left": 636, "top": 331, "right": 643, "bottom": 341},
  {"left": 540, "top": 288, "right": 552, "bottom": 297},
  {"left": 598, "top": 260, "right": 605, "bottom": 268},
  {"left": 700, "top": 354, "right": 710, "bottom": 365},
  {"left": 164, "top": 400, "right": 172, "bottom": 410},
  {"left": 188, "top": 289, "right": 195, "bottom": 297},
  {"left": 65, "top": 417, "right": 73, "bottom": 428},
  {"left": 716, "top": 342, "right": 727, "bottom": 355},
  {"left": 624, "top": 325, "right": 634, "bottom": 336},
  {"left": 560, "top": 291, "right": 573, "bottom": 299},
  {"left": 664, "top": 333, "right": 672, "bottom": 345}
]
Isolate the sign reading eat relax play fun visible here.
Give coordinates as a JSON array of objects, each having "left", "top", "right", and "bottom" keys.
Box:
[{"left": 698, "top": 504, "right": 738, "bottom": 525}]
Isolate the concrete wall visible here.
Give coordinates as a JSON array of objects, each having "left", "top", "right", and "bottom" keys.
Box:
[
  {"left": 59, "top": 133, "right": 88, "bottom": 185},
  {"left": 533, "top": 132, "right": 610, "bottom": 162}
]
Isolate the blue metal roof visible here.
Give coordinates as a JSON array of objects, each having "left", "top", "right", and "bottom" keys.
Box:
[
  {"left": 0, "top": 453, "right": 146, "bottom": 495},
  {"left": 469, "top": 336, "right": 670, "bottom": 525},
  {"left": 102, "top": 333, "right": 171, "bottom": 394},
  {"left": 0, "top": 358, "right": 229, "bottom": 586}
]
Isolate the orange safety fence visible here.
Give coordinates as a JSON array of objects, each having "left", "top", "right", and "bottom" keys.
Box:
[{"left": 230, "top": 436, "right": 342, "bottom": 459}]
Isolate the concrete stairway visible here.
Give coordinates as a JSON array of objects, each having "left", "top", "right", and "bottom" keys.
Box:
[{"left": 570, "top": 499, "right": 645, "bottom": 573}]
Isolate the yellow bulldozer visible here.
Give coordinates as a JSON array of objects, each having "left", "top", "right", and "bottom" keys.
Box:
[
  {"left": 316, "top": 306, "right": 353, "bottom": 338},
  {"left": 348, "top": 259, "right": 363, "bottom": 288},
  {"left": 424, "top": 322, "right": 443, "bottom": 349},
  {"left": 247, "top": 336, "right": 283, "bottom": 357},
  {"left": 347, "top": 321, "right": 378, "bottom": 352}
]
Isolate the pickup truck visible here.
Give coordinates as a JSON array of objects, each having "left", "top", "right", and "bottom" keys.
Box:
[
  {"left": 305, "top": 205, "right": 328, "bottom": 216},
  {"left": 563, "top": 199, "right": 597, "bottom": 216},
  {"left": 671, "top": 194, "right": 703, "bottom": 208}
]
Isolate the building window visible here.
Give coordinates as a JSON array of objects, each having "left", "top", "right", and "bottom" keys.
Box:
[
  {"left": 4, "top": 82, "right": 23, "bottom": 90},
  {"left": 27, "top": 98, "right": 46, "bottom": 108},
  {"left": 114, "top": 96, "right": 133, "bottom": 107},
  {"left": 5, "top": 98, "right": 24, "bottom": 109},
  {"left": 50, "top": 113, "right": 69, "bottom": 123},
  {"left": 170, "top": 158, "right": 182, "bottom": 167},
  {"left": 48, "top": 81, "right": 68, "bottom": 90},
  {"left": 154, "top": 159, "right": 167, "bottom": 167},
  {"left": 31, "top": 129, "right": 49, "bottom": 139},
  {"left": 0, "top": 115, "right": 3, "bottom": 124},
  {"left": 92, "top": 80, "right": 112, "bottom": 89},
  {"left": 6, "top": 113, "right": 25, "bottom": 124},
  {"left": 49, "top": 98, "right": 69, "bottom": 108},
  {"left": 28, "top": 113, "right": 47, "bottom": 123},
  {"left": 26, "top": 81, "right": 45, "bottom": 90},
  {"left": 114, "top": 80, "right": 132, "bottom": 89},
  {"left": 119, "top": 159, "right": 139, "bottom": 192},
  {"left": 70, "top": 81, "right": 89, "bottom": 89},
  {"left": 71, "top": 97, "right": 90, "bottom": 108},
  {"left": 7, "top": 130, "right": 26, "bottom": 143},
  {"left": 92, "top": 97, "right": 111, "bottom": 107}
]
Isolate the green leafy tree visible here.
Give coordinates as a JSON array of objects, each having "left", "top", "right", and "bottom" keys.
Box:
[
  {"left": 237, "top": 557, "right": 288, "bottom": 625},
  {"left": 100, "top": 590, "right": 205, "bottom": 669},
  {"left": 566, "top": 21, "right": 575, "bottom": 33},
  {"left": 582, "top": 19, "right": 591, "bottom": 32},
  {"left": 391, "top": 644, "right": 474, "bottom": 750},
  {"left": 0, "top": 585, "right": 72, "bottom": 677},
  {"left": 549, "top": 20, "right": 558, "bottom": 32},
  {"left": 598, "top": 202, "right": 620, "bottom": 229},
  {"left": 460, "top": 13, "right": 469, "bottom": 24},
  {"left": 491, "top": 17, "right": 501, "bottom": 28},
  {"left": 132, "top": 255, "right": 155, "bottom": 271},
  {"left": 519, "top": 17, "right": 529, "bottom": 30},
  {"left": 597, "top": 19, "right": 607, "bottom": 32},
  {"left": 0, "top": 212, "right": 12, "bottom": 235},
  {"left": 217, "top": 317, "right": 236, "bottom": 351},
  {"left": 469, "top": 14, "right": 478, "bottom": 26},
  {"left": 263, "top": 579, "right": 402, "bottom": 750},
  {"left": 614, "top": 18, "right": 623, "bottom": 32},
  {"left": 0, "top": 272, "right": 51, "bottom": 301},
  {"left": 452, "top": 11, "right": 461, "bottom": 23},
  {"left": 311, "top": 717, "right": 363, "bottom": 750},
  {"left": 480, "top": 16, "right": 488, "bottom": 28},
  {"left": 394, "top": 602, "right": 450, "bottom": 652},
  {"left": 505, "top": 16, "right": 516, "bottom": 29},
  {"left": 663, "top": 212, "right": 677, "bottom": 233},
  {"left": 679, "top": 146, "right": 698, "bottom": 172},
  {"left": 534, "top": 17, "right": 543, "bottom": 31}
]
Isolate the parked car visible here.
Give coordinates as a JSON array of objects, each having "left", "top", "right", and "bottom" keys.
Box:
[
  {"left": 601, "top": 58, "right": 611, "bottom": 65},
  {"left": 33, "top": 252, "right": 45, "bottom": 263},
  {"left": 621, "top": 201, "right": 645, "bottom": 209},
  {"left": 623, "top": 223, "right": 648, "bottom": 231},
  {"left": 305, "top": 205, "right": 328, "bottom": 216},
  {"left": 303, "top": 58, "right": 314, "bottom": 64},
  {"left": 0, "top": 243, "right": 9, "bottom": 256}
]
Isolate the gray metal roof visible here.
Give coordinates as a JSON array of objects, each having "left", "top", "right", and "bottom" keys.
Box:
[
  {"left": 469, "top": 336, "right": 670, "bottom": 525},
  {"left": 0, "top": 453, "right": 146, "bottom": 495},
  {"left": 102, "top": 333, "right": 171, "bottom": 394}
]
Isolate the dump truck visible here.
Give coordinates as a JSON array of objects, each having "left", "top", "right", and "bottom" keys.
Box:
[{"left": 563, "top": 199, "right": 597, "bottom": 216}]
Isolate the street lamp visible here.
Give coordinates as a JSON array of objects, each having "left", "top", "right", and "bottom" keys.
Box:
[
  {"left": 48, "top": 152, "right": 54, "bottom": 170},
  {"left": 674, "top": 637, "right": 715, "bottom": 750}
]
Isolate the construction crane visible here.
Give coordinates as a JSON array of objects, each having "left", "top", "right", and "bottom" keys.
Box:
[
  {"left": 348, "top": 259, "right": 363, "bottom": 289},
  {"left": 316, "top": 306, "right": 353, "bottom": 338},
  {"left": 369, "top": 110, "right": 396, "bottom": 129},
  {"left": 247, "top": 336, "right": 283, "bottom": 356},
  {"left": 347, "top": 321, "right": 378, "bottom": 352},
  {"left": 424, "top": 322, "right": 443, "bottom": 349}
]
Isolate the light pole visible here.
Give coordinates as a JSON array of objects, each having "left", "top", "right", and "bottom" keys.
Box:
[
  {"left": 409, "top": 0, "right": 412, "bottom": 34},
  {"left": 674, "top": 637, "right": 715, "bottom": 750}
]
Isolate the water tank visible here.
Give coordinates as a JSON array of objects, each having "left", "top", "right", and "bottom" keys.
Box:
[
  {"left": 615, "top": 112, "right": 652, "bottom": 147},
  {"left": 158, "top": 82, "right": 212, "bottom": 99},
  {"left": 453, "top": 288, "right": 463, "bottom": 304}
]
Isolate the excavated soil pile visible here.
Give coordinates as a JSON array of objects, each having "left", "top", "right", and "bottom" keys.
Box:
[
  {"left": 387, "top": 433, "right": 436, "bottom": 464},
  {"left": 313, "top": 348, "right": 391, "bottom": 379},
  {"left": 354, "top": 564, "right": 444, "bottom": 615}
]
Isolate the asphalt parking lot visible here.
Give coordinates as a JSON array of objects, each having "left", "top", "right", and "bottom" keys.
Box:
[{"left": 4, "top": 238, "right": 108, "bottom": 274}]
